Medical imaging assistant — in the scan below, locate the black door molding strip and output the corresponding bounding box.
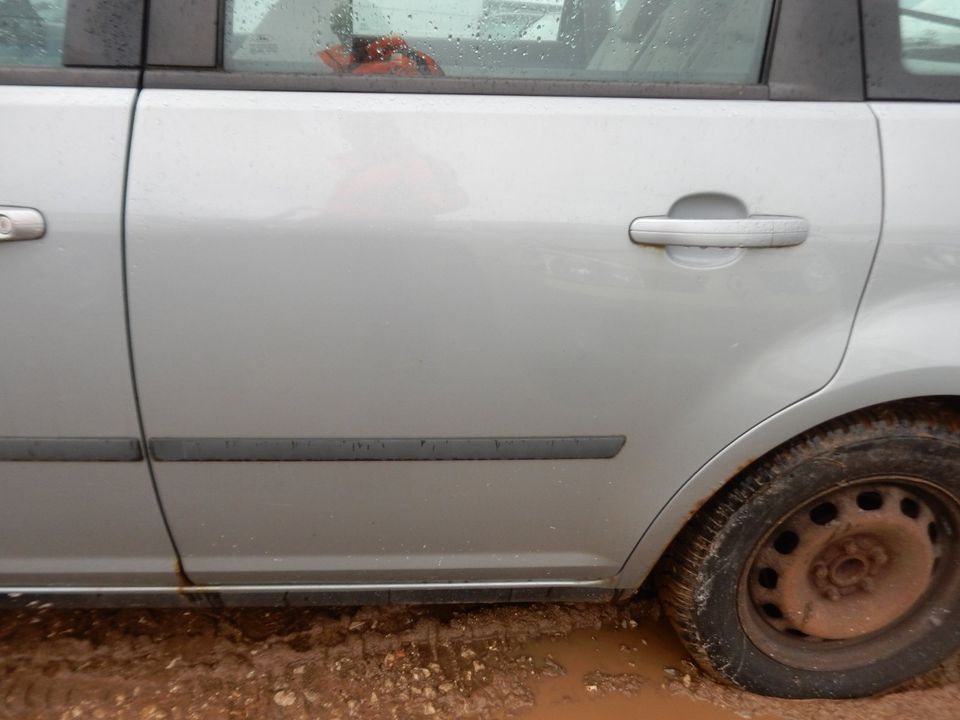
[0,438,143,462]
[0,436,626,462]
[149,436,627,462]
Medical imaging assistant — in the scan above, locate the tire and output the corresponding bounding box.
[657,402,960,699]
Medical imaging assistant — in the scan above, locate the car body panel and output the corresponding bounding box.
[617,101,960,588]
[126,92,881,584]
[0,86,179,585]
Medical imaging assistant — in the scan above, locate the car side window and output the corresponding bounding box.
[899,1,960,76]
[0,0,66,66]
[225,0,774,85]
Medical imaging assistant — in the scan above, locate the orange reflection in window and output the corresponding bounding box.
[318,36,444,76]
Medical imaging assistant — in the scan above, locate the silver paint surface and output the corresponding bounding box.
[617,102,960,588]
[0,87,179,585]
[126,92,882,584]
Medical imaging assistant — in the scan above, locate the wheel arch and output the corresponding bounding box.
[615,374,960,591]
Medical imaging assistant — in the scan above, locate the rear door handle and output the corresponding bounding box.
[0,207,46,242]
[629,216,809,248]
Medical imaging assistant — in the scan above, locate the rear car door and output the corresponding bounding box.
[127,0,884,587]
[0,0,179,585]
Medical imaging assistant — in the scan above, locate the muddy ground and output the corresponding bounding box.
[0,596,957,720]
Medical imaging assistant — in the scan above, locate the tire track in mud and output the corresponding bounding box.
[0,599,956,720]
[0,602,637,720]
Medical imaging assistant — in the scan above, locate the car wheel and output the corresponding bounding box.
[657,403,960,698]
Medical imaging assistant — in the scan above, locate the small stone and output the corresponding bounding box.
[423,702,437,715]
[273,690,297,707]
[663,667,680,679]
[585,684,599,693]
[682,674,692,688]
[541,655,565,677]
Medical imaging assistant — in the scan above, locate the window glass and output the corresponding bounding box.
[899,0,960,76]
[0,0,67,66]
[225,0,773,85]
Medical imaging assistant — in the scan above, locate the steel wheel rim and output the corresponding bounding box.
[737,476,960,672]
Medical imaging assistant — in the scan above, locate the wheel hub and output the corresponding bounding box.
[746,483,942,641]
[811,535,888,600]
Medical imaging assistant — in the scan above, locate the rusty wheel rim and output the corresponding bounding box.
[737,477,960,671]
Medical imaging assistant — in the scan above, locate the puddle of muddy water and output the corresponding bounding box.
[520,618,780,720]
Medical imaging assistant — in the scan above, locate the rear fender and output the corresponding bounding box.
[615,287,960,589]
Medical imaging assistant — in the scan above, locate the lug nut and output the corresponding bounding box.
[858,577,875,593]
[870,548,888,566]
[844,541,859,555]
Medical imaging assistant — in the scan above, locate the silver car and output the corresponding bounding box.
[1,0,959,700]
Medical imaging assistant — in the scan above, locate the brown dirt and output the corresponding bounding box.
[0,598,955,719]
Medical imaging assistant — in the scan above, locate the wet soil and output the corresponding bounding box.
[0,598,956,719]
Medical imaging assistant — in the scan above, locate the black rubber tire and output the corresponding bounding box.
[657,402,960,699]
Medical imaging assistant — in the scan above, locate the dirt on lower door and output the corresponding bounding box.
[0,597,958,720]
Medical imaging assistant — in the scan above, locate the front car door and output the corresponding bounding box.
[0,0,179,586]
[126,0,883,591]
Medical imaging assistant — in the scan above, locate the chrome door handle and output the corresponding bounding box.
[629,216,809,248]
[0,207,46,242]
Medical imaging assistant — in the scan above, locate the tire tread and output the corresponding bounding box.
[656,400,960,686]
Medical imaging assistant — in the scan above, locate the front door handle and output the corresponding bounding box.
[629,216,809,249]
[0,207,46,242]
